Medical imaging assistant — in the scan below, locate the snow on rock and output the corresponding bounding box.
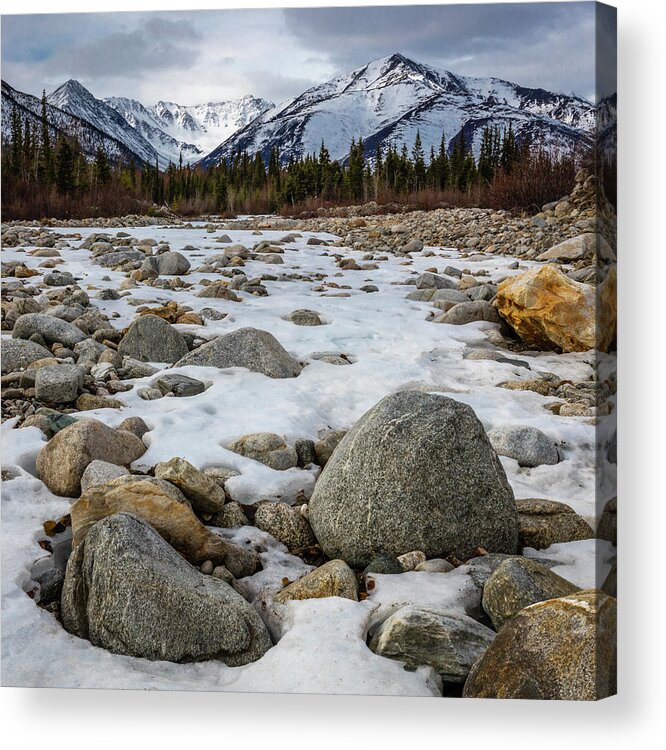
[226,598,442,696]
[524,539,615,590]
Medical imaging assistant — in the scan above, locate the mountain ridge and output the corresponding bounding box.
[2,53,596,171]
[200,53,594,168]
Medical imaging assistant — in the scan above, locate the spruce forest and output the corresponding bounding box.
[2,92,582,221]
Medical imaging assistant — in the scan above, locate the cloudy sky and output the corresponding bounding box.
[1,2,614,106]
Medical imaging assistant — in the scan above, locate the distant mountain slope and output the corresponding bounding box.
[143,96,274,156]
[47,80,161,166]
[103,96,203,166]
[1,80,145,165]
[200,53,595,167]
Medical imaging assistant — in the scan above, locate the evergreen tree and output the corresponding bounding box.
[94,146,111,186]
[477,126,495,185]
[412,130,426,191]
[437,133,450,189]
[347,138,364,201]
[500,123,519,173]
[38,90,54,183]
[55,135,75,194]
[10,108,23,178]
[23,119,34,181]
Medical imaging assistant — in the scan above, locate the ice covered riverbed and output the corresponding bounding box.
[1,224,611,693]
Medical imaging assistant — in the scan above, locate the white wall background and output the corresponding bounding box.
[1,1,663,748]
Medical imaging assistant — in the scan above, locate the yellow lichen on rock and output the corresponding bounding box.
[495,264,616,352]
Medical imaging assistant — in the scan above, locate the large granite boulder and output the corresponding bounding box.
[495,264,616,353]
[36,419,147,497]
[61,513,271,664]
[463,590,616,700]
[175,327,301,378]
[309,391,518,567]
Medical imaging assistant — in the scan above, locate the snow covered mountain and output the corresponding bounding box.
[105,95,272,165]
[1,80,146,165]
[102,96,203,166]
[3,55,596,172]
[144,96,274,156]
[200,53,595,168]
[47,80,162,166]
[36,80,272,168]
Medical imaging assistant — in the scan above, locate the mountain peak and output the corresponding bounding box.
[52,79,91,96]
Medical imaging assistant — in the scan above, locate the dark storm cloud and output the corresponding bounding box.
[53,17,200,77]
[283,2,598,99]
[4,15,200,79]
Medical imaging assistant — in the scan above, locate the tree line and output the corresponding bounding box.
[2,92,579,220]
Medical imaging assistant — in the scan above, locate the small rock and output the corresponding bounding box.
[36,419,147,497]
[175,327,301,378]
[414,558,455,573]
[482,557,579,630]
[435,300,502,326]
[117,416,150,439]
[228,432,298,470]
[154,457,227,514]
[80,460,130,491]
[254,502,316,551]
[363,554,403,575]
[287,309,323,326]
[118,315,188,364]
[397,550,427,571]
[153,373,206,397]
[275,559,358,603]
[314,429,347,467]
[12,313,86,348]
[488,425,559,467]
[75,394,124,411]
[1,339,52,375]
[516,498,593,549]
[34,364,85,403]
[294,438,317,467]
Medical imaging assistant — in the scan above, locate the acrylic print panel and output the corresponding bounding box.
[0,1,616,699]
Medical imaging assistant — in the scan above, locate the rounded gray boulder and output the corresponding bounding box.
[175,327,301,378]
[12,313,87,348]
[1,339,52,374]
[117,314,188,364]
[309,391,519,567]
